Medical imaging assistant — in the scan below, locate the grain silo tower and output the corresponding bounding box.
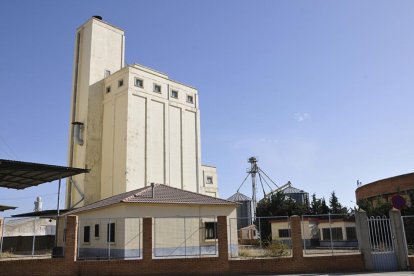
[227,192,252,229]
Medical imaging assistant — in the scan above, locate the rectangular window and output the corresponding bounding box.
[187,95,194,103]
[106,86,111,93]
[135,78,144,88]
[84,226,90,243]
[205,222,217,239]
[107,223,115,243]
[104,70,111,77]
[118,79,124,87]
[171,90,178,98]
[278,229,290,238]
[94,224,100,238]
[154,84,162,93]
[346,227,357,240]
[322,227,343,241]
[206,176,213,184]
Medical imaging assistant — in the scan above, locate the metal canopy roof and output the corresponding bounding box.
[0,159,89,190]
[0,205,17,212]
[12,209,69,218]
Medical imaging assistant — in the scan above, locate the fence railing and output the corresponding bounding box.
[228,216,291,259]
[301,213,359,256]
[402,215,414,256]
[0,216,65,259]
[153,216,218,258]
[77,217,142,260]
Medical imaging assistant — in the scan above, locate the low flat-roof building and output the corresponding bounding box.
[62,184,237,259]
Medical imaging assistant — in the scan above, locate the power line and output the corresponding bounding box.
[0,134,19,159]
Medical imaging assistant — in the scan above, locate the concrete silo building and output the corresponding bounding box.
[66,16,218,208]
[227,192,252,229]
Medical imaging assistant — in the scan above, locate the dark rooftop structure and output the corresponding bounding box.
[0,159,89,217]
[67,183,236,215]
[0,205,17,212]
[0,159,89,190]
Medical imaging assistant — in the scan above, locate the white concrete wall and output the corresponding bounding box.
[67,17,125,207]
[3,218,55,237]
[201,165,219,197]
[67,18,219,207]
[75,203,237,254]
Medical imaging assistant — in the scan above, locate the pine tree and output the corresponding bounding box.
[329,191,347,214]
[310,193,321,215]
[320,198,330,214]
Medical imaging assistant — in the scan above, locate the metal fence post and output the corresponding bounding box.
[31,218,37,256]
[108,218,111,259]
[328,213,333,255]
[0,218,5,255]
[258,218,262,248]
[184,217,187,257]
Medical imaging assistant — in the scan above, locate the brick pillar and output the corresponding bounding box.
[290,215,303,259]
[217,216,228,260]
[142,217,152,261]
[64,215,78,261]
[389,208,409,271]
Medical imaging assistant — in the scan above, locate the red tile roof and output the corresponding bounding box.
[66,184,236,215]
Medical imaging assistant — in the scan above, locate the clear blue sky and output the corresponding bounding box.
[1,1,413,217]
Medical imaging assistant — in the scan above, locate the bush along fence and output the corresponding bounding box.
[0,210,412,276]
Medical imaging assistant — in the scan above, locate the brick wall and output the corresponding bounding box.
[356,172,414,202]
[0,215,367,276]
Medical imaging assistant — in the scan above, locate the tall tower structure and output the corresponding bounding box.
[66,17,218,208]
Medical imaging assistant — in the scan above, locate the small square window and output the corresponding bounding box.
[104,70,111,77]
[135,78,143,88]
[84,226,90,243]
[118,79,124,87]
[206,176,213,184]
[205,222,217,239]
[171,90,178,99]
[106,86,111,93]
[154,84,162,93]
[94,224,100,238]
[278,229,290,238]
[187,95,194,104]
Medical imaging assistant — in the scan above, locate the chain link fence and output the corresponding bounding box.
[229,216,291,258]
[0,216,65,259]
[77,217,142,260]
[153,216,218,258]
[402,215,414,255]
[301,213,359,256]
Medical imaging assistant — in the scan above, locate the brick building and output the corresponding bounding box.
[355,172,414,207]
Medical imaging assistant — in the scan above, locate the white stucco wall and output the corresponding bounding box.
[67,17,125,207]
[201,165,219,197]
[73,203,237,258]
[67,18,218,208]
